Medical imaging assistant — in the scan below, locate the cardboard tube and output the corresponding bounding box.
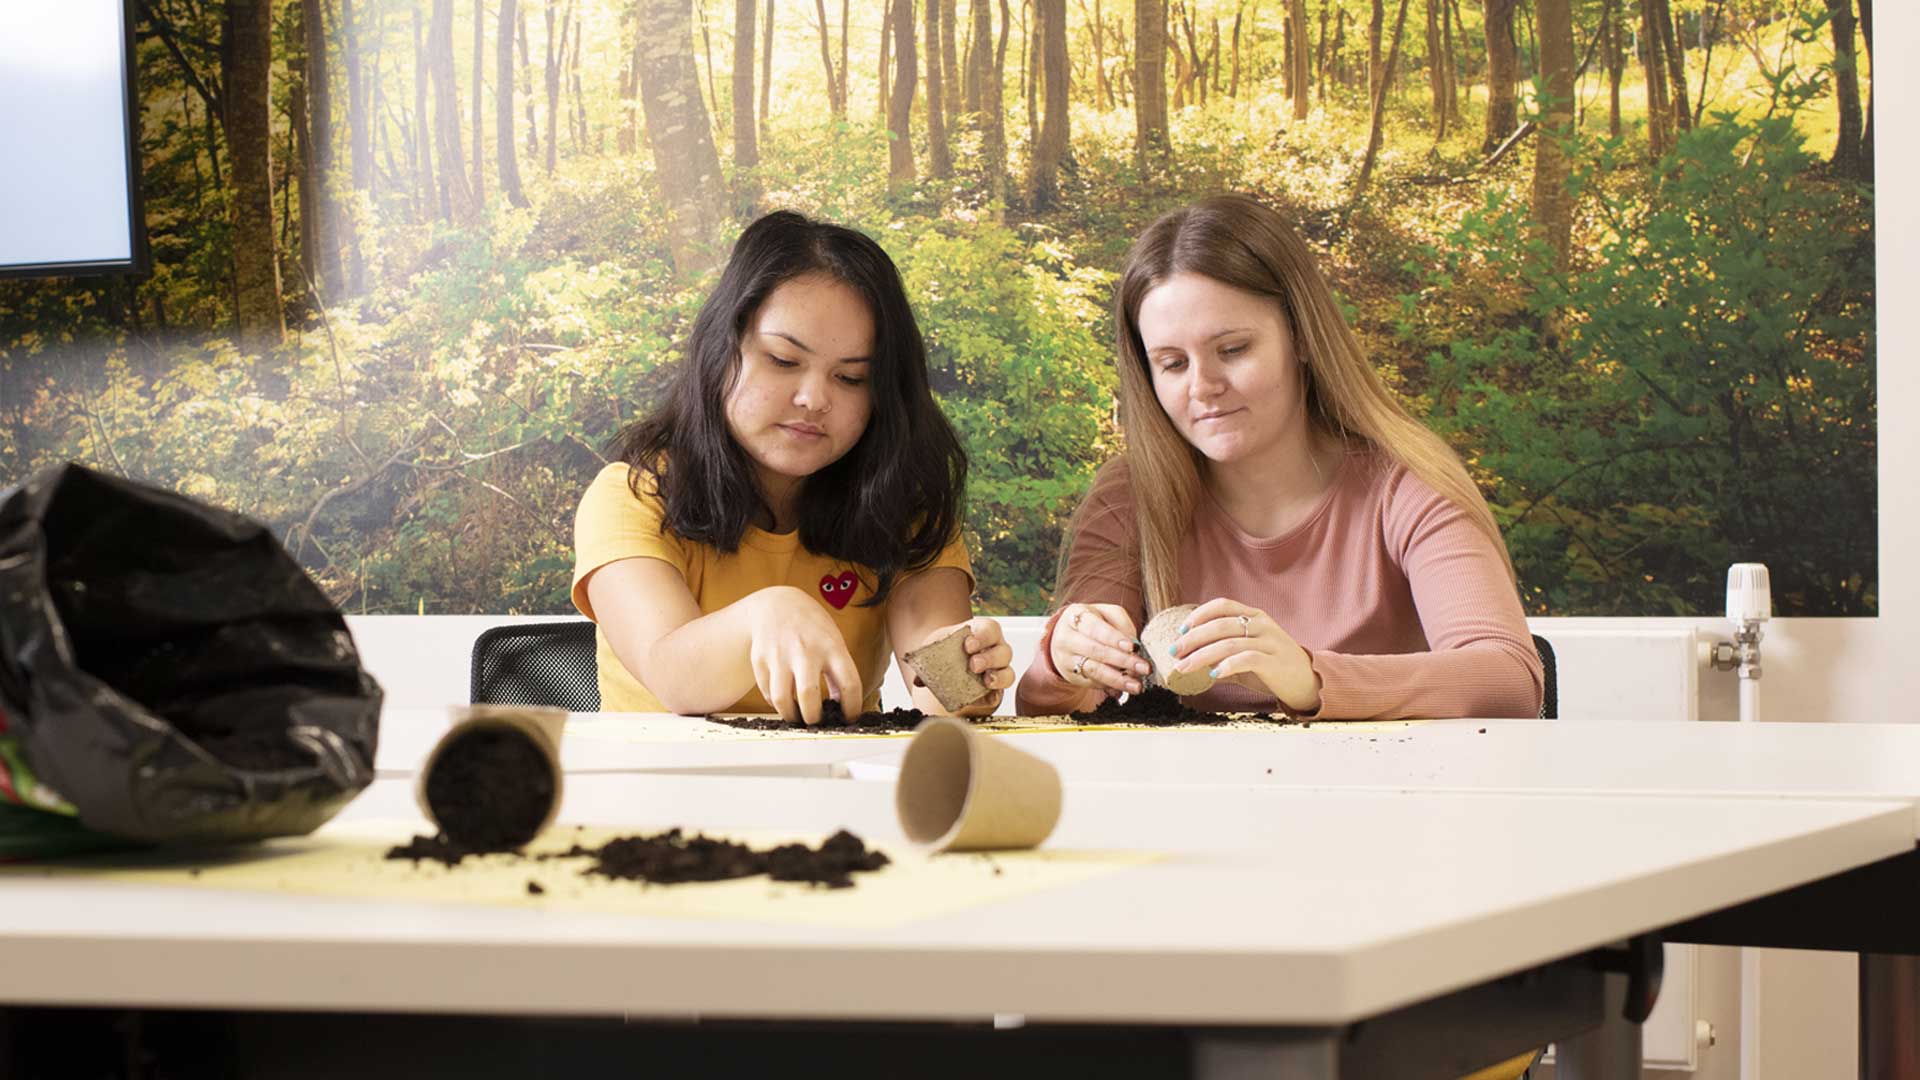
[894,717,1062,852]
[414,704,567,846]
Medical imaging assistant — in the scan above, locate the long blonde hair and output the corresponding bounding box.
[1096,193,1516,614]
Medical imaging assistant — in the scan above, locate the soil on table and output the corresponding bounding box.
[422,726,556,850]
[575,827,890,889]
[385,827,890,890]
[706,701,931,732]
[1069,686,1297,727]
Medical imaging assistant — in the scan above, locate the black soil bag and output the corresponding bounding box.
[0,463,381,851]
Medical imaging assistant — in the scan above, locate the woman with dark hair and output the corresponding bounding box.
[1017,193,1542,722]
[574,211,1012,724]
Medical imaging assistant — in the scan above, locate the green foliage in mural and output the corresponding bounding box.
[0,0,1877,617]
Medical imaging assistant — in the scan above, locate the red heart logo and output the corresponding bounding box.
[818,571,857,609]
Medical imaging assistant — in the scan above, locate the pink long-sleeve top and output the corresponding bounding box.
[1017,449,1545,720]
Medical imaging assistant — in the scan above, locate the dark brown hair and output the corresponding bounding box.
[607,211,966,605]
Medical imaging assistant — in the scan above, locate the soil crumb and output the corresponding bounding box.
[384,833,504,868]
[707,701,930,732]
[1069,686,1296,726]
[386,828,890,889]
[764,830,891,889]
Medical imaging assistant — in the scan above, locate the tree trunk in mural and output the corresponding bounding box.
[521,4,538,156]
[224,0,286,351]
[471,0,486,204]
[302,0,343,299]
[1209,17,1222,99]
[1481,0,1516,154]
[1638,0,1671,160]
[879,0,893,120]
[1135,0,1168,174]
[1288,0,1307,119]
[760,0,775,141]
[637,0,728,274]
[1184,5,1205,106]
[1351,0,1410,211]
[413,5,435,218]
[1531,0,1573,269]
[1828,0,1865,179]
[568,8,583,148]
[1603,0,1623,138]
[733,0,759,211]
[294,78,318,295]
[814,0,845,117]
[1367,0,1384,105]
[979,0,1007,208]
[544,2,564,173]
[618,7,639,154]
[1333,7,1348,91]
[967,0,983,110]
[1029,0,1067,210]
[996,0,1010,128]
[1424,0,1445,138]
[926,0,953,178]
[429,0,477,222]
[1235,2,1249,100]
[1025,1,1038,142]
[1656,0,1690,134]
[498,0,530,206]
[888,0,916,190]
[940,0,960,134]
[342,0,369,292]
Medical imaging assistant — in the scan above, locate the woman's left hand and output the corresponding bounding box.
[1167,599,1322,713]
[918,616,1016,716]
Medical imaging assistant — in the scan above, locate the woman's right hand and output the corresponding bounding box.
[745,586,864,725]
[1049,603,1150,697]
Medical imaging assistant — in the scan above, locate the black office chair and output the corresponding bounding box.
[1532,633,1557,720]
[469,621,600,711]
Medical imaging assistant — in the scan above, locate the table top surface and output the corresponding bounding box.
[845,717,1920,808]
[380,709,1920,817]
[7,707,1919,1025]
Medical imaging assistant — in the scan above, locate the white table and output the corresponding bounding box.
[8,710,1920,1078]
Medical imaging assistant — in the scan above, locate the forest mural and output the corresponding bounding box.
[0,0,1876,616]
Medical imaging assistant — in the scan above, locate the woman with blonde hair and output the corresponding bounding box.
[1017,193,1542,719]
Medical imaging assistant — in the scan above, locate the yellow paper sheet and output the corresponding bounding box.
[10,821,1160,929]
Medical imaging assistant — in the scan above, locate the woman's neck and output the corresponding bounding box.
[1202,426,1342,539]
[756,470,803,534]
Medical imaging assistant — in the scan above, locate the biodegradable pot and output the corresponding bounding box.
[894,717,1062,852]
[413,704,567,848]
[1141,604,1215,696]
[902,625,991,713]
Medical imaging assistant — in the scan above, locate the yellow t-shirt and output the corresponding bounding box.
[571,462,973,713]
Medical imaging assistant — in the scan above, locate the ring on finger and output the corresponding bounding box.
[1238,614,1250,637]
[1071,654,1089,679]
[1069,608,1084,630]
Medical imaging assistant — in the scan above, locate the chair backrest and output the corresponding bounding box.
[469,621,600,711]
[1532,633,1558,720]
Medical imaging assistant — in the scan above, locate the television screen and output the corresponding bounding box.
[0,0,145,278]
